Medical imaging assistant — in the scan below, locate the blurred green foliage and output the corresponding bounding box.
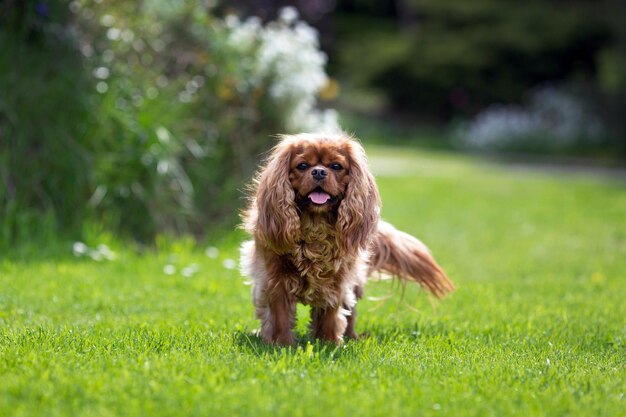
[0,0,93,245]
[334,0,612,117]
[326,0,626,154]
[0,1,330,247]
[75,1,283,240]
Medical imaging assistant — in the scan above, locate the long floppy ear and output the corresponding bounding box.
[337,139,381,254]
[246,137,300,254]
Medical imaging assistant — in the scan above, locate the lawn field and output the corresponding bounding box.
[1,146,625,417]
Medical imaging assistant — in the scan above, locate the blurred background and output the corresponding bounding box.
[1,0,625,248]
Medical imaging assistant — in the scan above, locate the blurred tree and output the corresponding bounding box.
[0,0,94,243]
[333,0,612,120]
[593,0,626,152]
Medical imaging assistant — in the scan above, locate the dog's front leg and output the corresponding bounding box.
[344,304,358,340]
[259,280,296,346]
[344,285,363,340]
[310,306,348,345]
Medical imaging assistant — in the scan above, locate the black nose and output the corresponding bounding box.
[311,168,328,181]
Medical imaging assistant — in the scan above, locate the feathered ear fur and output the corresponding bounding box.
[244,138,300,254]
[337,139,381,254]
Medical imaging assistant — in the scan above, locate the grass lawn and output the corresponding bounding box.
[1,146,625,417]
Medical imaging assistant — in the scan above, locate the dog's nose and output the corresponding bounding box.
[311,168,328,181]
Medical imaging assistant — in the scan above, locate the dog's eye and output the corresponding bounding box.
[296,163,309,171]
[330,163,343,171]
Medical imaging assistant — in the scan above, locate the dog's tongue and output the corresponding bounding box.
[309,190,331,204]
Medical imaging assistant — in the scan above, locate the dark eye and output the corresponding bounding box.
[296,163,309,171]
[330,163,343,171]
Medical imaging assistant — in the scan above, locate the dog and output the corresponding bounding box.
[240,133,453,345]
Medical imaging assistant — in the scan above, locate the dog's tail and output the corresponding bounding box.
[368,221,454,298]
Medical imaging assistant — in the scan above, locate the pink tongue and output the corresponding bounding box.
[309,191,331,204]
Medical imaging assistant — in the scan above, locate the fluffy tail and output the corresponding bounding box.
[368,221,454,298]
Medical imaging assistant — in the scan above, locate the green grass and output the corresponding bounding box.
[1,146,625,417]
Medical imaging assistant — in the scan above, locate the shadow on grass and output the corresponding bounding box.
[233,330,355,360]
[232,321,456,360]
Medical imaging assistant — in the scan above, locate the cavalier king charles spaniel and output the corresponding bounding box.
[241,133,453,345]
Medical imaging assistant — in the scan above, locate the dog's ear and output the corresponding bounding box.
[245,137,300,254]
[337,139,381,254]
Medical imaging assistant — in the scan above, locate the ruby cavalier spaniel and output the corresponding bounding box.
[241,133,454,345]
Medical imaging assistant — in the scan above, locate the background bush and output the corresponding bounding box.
[0,0,93,245]
[0,1,337,246]
[454,85,607,154]
[327,0,625,153]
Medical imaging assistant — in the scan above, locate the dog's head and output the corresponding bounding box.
[288,135,351,214]
[245,133,381,255]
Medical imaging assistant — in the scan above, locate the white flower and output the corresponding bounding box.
[181,263,199,278]
[222,259,237,270]
[89,250,103,262]
[227,16,261,50]
[220,7,340,133]
[224,14,239,29]
[72,241,88,257]
[96,244,116,260]
[279,6,299,25]
[458,86,604,150]
[93,66,110,80]
[205,246,219,259]
[72,241,117,261]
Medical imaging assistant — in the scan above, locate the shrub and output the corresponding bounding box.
[0,1,338,246]
[333,0,611,120]
[454,86,606,154]
[0,1,94,245]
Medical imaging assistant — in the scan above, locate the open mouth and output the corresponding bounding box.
[307,187,332,205]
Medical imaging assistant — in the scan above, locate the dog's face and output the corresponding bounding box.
[288,141,351,213]
[245,134,381,254]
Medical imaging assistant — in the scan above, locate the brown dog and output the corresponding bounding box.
[241,133,453,345]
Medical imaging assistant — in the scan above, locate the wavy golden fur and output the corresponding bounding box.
[241,133,453,345]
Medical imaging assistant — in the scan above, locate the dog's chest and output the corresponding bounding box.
[290,219,344,305]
